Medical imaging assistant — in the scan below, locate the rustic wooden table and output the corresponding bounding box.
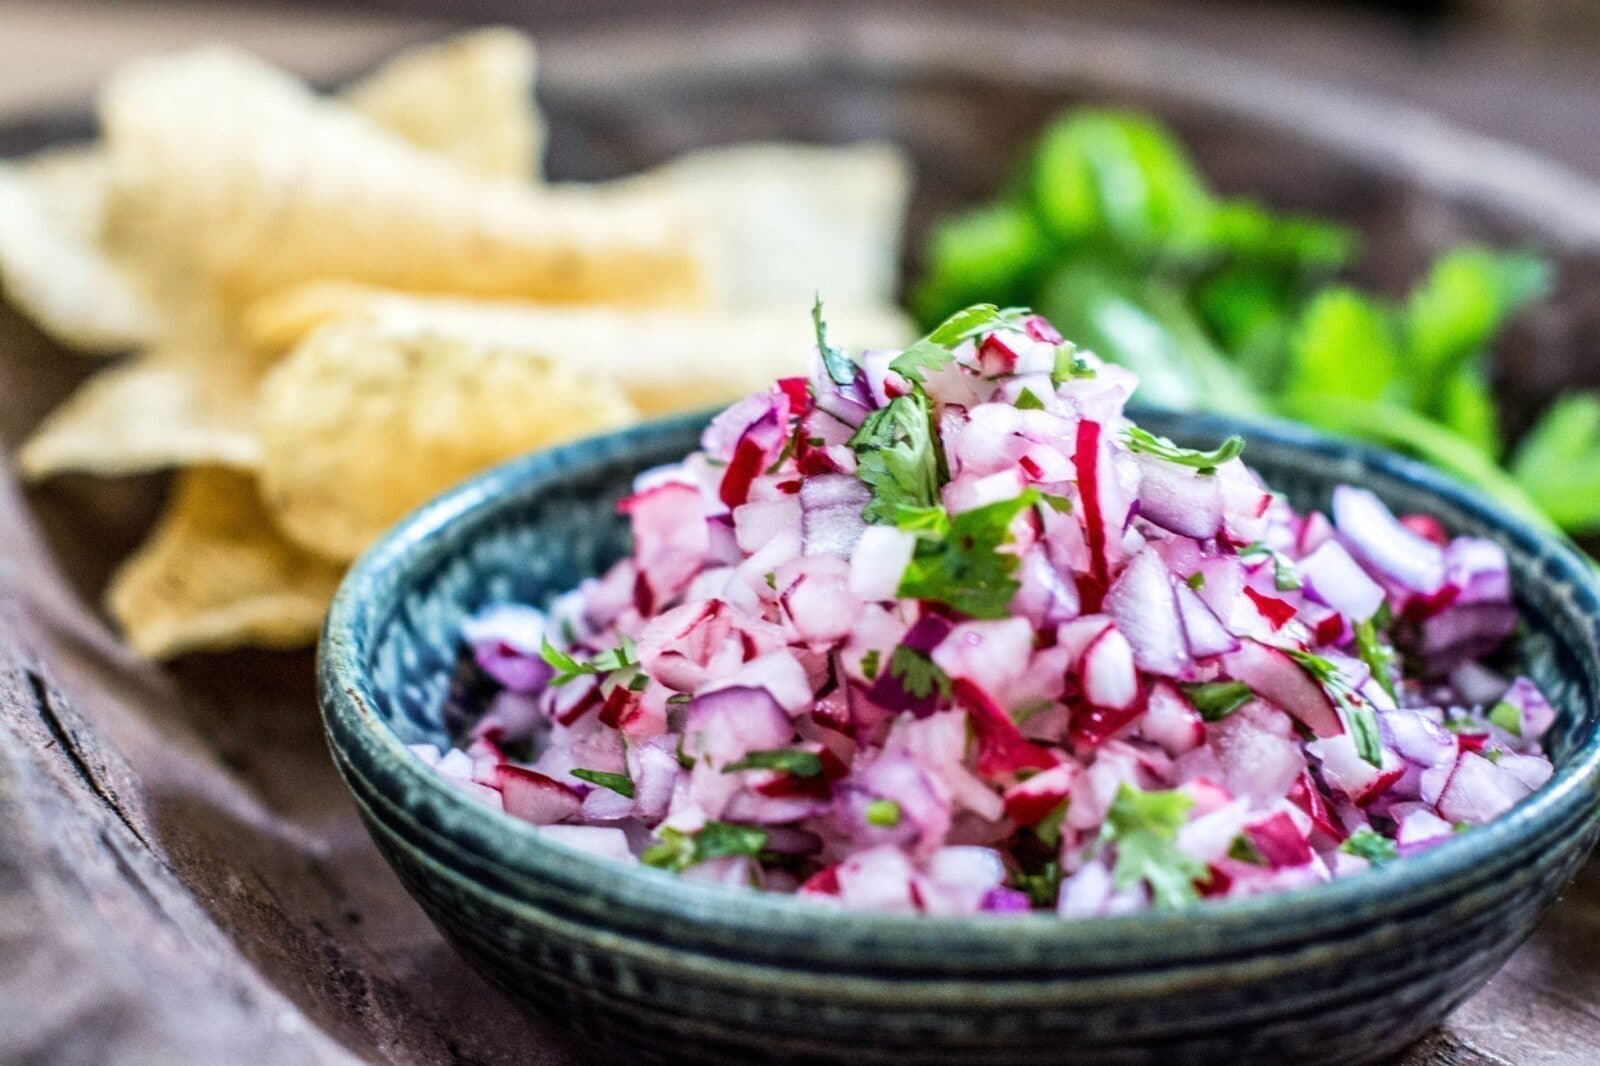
[2,4,1597,1064]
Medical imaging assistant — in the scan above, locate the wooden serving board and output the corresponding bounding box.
[4,9,1600,1063]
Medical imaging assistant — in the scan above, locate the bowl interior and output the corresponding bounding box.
[328,407,1600,947]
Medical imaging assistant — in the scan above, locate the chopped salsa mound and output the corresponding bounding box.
[412,303,1556,916]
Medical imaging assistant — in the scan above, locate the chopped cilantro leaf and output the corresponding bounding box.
[1354,616,1398,702]
[894,503,951,539]
[1185,571,1206,590]
[1288,649,1383,766]
[897,490,1037,619]
[641,822,769,873]
[724,749,825,777]
[570,768,634,798]
[859,649,882,681]
[890,304,1032,384]
[1488,700,1522,736]
[1014,860,1061,908]
[812,295,857,386]
[1035,800,1069,847]
[539,635,639,687]
[1180,680,1253,722]
[865,799,902,827]
[849,392,942,525]
[1238,541,1301,591]
[1100,784,1205,910]
[1340,827,1398,866]
[1227,834,1266,865]
[1015,388,1046,410]
[888,646,953,701]
[1124,426,1244,473]
[1052,342,1095,385]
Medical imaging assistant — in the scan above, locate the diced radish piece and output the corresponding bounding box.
[1287,771,1347,847]
[1080,626,1139,710]
[1002,763,1076,826]
[1134,455,1224,539]
[1308,733,1404,807]
[932,618,1035,709]
[1139,681,1205,756]
[1175,580,1238,658]
[836,845,919,913]
[1244,811,1314,868]
[1395,809,1454,850]
[1106,549,1190,677]
[1058,859,1113,917]
[496,765,582,825]
[1221,640,1343,738]
[848,525,916,602]
[952,677,1060,778]
[1298,540,1385,623]
[1209,703,1306,804]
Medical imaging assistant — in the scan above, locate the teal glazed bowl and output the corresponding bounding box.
[319,410,1600,1066]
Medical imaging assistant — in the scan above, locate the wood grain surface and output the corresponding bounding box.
[1,5,1598,1065]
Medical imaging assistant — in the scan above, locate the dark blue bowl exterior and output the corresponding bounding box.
[320,410,1600,1065]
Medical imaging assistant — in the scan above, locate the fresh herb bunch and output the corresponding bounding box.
[915,107,1596,536]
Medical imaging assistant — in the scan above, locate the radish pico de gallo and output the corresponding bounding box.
[411,303,1557,916]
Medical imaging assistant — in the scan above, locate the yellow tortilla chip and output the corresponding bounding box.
[258,321,641,561]
[107,467,344,659]
[17,322,268,478]
[609,142,911,308]
[100,47,707,308]
[243,285,915,413]
[342,27,544,180]
[0,150,159,352]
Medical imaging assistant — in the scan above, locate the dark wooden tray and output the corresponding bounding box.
[3,10,1598,1064]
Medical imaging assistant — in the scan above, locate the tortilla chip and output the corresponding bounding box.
[342,27,543,180]
[258,321,641,561]
[100,47,707,308]
[243,284,914,413]
[18,324,268,478]
[609,142,911,308]
[0,151,159,352]
[107,467,344,659]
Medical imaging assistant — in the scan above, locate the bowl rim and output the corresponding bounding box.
[320,408,1600,951]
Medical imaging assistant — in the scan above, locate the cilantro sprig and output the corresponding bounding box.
[1340,827,1398,866]
[897,491,1038,619]
[1180,680,1253,722]
[889,304,1031,384]
[641,822,770,873]
[848,392,942,525]
[539,634,639,687]
[1124,426,1245,473]
[723,749,825,777]
[570,768,634,798]
[1287,649,1383,766]
[1099,784,1206,910]
[812,295,858,386]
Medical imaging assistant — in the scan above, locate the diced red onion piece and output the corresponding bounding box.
[1332,486,1446,594]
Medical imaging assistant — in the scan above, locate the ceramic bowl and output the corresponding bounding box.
[319,409,1600,1066]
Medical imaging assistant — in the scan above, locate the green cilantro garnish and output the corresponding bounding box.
[893,503,952,539]
[1287,649,1383,766]
[1015,388,1046,410]
[1353,615,1398,702]
[1035,800,1070,847]
[570,768,634,798]
[1227,834,1266,865]
[1124,426,1245,474]
[897,490,1037,619]
[723,749,825,777]
[1051,342,1095,385]
[1238,541,1302,591]
[1488,700,1522,736]
[859,649,882,681]
[539,634,639,686]
[848,392,942,525]
[1180,680,1254,722]
[865,799,902,828]
[1014,860,1062,908]
[812,295,857,386]
[887,646,953,701]
[641,822,769,873]
[1100,784,1206,910]
[890,304,1032,384]
[1339,827,1398,866]
[1185,571,1206,590]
